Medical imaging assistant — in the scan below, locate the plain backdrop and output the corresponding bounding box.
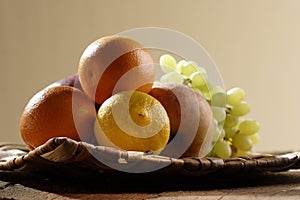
[1,0,299,152]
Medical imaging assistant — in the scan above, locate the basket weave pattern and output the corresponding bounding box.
[0,137,299,176]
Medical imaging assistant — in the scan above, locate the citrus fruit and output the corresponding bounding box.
[94,91,170,154]
[149,82,214,158]
[20,86,96,149]
[78,35,155,105]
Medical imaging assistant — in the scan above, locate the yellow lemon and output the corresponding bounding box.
[94,91,170,154]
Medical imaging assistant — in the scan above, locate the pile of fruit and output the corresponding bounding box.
[20,35,259,159]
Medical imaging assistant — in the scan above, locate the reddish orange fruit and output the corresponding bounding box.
[78,35,155,105]
[20,86,96,149]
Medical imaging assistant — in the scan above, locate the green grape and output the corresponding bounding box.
[176,59,188,68]
[236,149,249,157]
[190,71,208,88]
[176,60,188,74]
[213,127,221,142]
[214,140,232,158]
[212,119,221,142]
[178,61,198,77]
[160,71,184,84]
[237,119,260,135]
[220,128,225,139]
[230,101,250,116]
[232,134,253,151]
[249,132,260,145]
[224,127,236,139]
[199,83,212,101]
[193,63,208,78]
[210,86,226,107]
[226,87,245,106]
[211,106,226,123]
[224,114,239,128]
[159,54,178,73]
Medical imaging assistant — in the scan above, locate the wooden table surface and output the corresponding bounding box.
[1,169,300,200]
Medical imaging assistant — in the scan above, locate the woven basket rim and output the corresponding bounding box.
[0,137,299,176]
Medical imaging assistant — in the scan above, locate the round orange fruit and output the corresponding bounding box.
[78,35,155,105]
[20,86,96,149]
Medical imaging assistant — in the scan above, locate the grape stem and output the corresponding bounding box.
[226,106,232,114]
[183,78,192,86]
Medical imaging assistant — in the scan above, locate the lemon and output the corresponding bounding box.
[94,91,170,154]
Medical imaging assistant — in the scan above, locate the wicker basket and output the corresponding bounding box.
[0,137,299,178]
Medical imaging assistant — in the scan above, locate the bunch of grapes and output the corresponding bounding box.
[159,54,260,158]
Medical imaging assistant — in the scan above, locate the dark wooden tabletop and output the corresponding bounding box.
[1,169,300,200]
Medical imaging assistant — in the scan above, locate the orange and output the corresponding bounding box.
[94,91,170,154]
[78,35,155,105]
[20,86,96,149]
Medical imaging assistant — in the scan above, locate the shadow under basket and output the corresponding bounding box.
[0,137,299,178]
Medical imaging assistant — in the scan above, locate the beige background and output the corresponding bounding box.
[1,0,299,152]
